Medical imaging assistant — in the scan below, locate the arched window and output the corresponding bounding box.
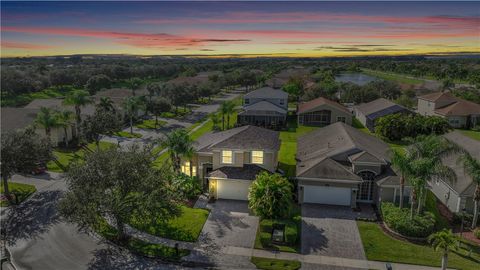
[357,171,376,202]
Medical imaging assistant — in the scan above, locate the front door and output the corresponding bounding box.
[203,163,213,191]
[357,171,375,202]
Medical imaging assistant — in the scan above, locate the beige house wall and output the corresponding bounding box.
[417,99,436,116]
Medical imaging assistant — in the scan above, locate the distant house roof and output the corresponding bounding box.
[354,98,409,120]
[441,131,480,195]
[1,107,39,131]
[296,122,391,180]
[195,125,280,152]
[239,101,287,116]
[298,97,350,114]
[244,87,288,99]
[208,164,266,180]
[24,98,95,116]
[434,99,480,116]
[418,91,457,103]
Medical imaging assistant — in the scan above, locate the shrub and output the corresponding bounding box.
[375,113,450,141]
[452,212,474,228]
[381,202,436,238]
[474,228,480,239]
[173,174,202,200]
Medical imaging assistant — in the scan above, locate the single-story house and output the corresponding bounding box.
[181,125,281,200]
[237,87,288,129]
[417,92,480,129]
[297,97,352,126]
[296,122,410,207]
[429,131,480,214]
[353,98,410,132]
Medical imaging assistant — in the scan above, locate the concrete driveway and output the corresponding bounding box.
[301,204,367,260]
[198,200,259,249]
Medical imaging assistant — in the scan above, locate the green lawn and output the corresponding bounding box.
[358,221,480,270]
[129,205,209,242]
[0,182,37,207]
[47,141,116,172]
[279,118,319,177]
[255,217,301,253]
[97,218,189,261]
[251,257,301,270]
[113,131,143,138]
[135,119,167,130]
[458,129,480,141]
[1,86,80,107]
[362,69,424,85]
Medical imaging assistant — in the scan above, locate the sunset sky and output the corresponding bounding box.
[1,1,479,57]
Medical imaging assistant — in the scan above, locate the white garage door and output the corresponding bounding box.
[302,185,351,206]
[216,179,251,200]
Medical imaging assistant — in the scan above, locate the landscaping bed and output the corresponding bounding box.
[251,257,301,270]
[135,119,167,130]
[381,202,435,238]
[254,215,301,253]
[128,205,209,242]
[0,182,37,207]
[96,219,189,261]
[357,221,480,270]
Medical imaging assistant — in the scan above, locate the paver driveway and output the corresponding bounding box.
[199,199,259,249]
[301,204,367,260]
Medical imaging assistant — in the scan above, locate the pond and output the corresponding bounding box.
[335,73,379,86]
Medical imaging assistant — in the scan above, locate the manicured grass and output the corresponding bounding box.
[113,131,143,138]
[352,117,371,134]
[357,221,480,270]
[96,219,189,261]
[0,182,37,207]
[278,118,319,177]
[129,205,209,242]
[458,129,480,141]
[135,119,167,130]
[1,86,80,107]
[362,69,424,85]
[47,141,116,172]
[255,217,301,253]
[251,257,301,270]
[161,107,192,118]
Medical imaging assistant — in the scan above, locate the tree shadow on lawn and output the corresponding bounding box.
[4,190,63,245]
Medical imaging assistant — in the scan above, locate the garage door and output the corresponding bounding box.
[302,185,351,206]
[216,179,251,200]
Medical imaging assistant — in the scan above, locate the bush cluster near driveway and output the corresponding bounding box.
[113,131,142,138]
[251,257,301,270]
[255,218,301,253]
[129,205,209,242]
[135,119,167,130]
[47,141,116,172]
[357,221,480,270]
[0,182,36,207]
[96,218,189,261]
[381,202,435,238]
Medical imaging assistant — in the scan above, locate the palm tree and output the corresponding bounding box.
[35,107,60,142]
[123,96,144,134]
[458,153,480,229]
[57,110,74,148]
[220,101,235,130]
[98,97,115,112]
[210,113,222,131]
[390,149,413,209]
[64,90,92,137]
[225,101,236,129]
[127,77,143,96]
[428,229,458,270]
[161,129,194,173]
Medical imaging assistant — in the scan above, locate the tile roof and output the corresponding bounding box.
[297,97,350,114]
[240,101,287,115]
[208,164,266,180]
[434,99,480,116]
[195,125,281,152]
[418,91,457,102]
[244,87,288,99]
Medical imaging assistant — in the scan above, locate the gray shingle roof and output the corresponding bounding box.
[244,87,288,99]
[355,98,408,120]
[441,131,480,195]
[195,125,280,152]
[24,98,96,116]
[296,122,391,179]
[239,101,287,116]
[1,107,39,131]
[208,164,266,180]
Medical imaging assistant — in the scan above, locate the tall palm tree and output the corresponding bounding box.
[390,149,413,209]
[123,96,144,134]
[458,153,480,229]
[64,90,92,137]
[428,229,458,270]
[127,77,143,96]
[220,101,235,130]
[161,129,194,173]
[35,107,60,142]
[224,100,236,129]
[98,97,115,112]
[57,110,74,148]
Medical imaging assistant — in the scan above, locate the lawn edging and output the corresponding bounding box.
[381,221,427,243]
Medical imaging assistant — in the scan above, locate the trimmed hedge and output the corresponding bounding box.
[381,202,435,238]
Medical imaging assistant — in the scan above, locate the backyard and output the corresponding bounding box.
[358,221,480,270]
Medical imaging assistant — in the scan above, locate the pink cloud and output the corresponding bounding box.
[1,41,55,50]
